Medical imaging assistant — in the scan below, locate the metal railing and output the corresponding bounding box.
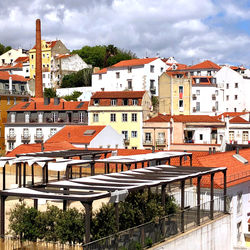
[7,134,16,141]
[83,196,228,249]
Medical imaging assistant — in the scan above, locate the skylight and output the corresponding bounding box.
[84,130,96,136]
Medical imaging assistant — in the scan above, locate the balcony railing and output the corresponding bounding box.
[124,138,130,145]
[212,94,216,100]
[0,89,28,96]
[34,134,44,142]
[143,140,153,146]
[7,134,16,141]
[21,135,31,143]
[192,94,197,100]
[156,139,166,146]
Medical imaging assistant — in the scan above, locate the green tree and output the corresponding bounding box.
[61,68,92,88]
[63,91,82,101]
[0,43,12,55]
[44,88,57,98]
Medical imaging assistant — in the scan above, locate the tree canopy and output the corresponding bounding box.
[0,43,12,55]
[72,44,137,68]
[61,68,92,88]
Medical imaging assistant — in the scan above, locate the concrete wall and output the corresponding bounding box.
[153,215,232,250]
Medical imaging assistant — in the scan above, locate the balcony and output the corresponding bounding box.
[124,138,130,146]
[34,134,44,143]
[192,94,197,100]
[21,135,31,143]
[7,134,16,141]
[156,139,166,146]
[143,140,153,146]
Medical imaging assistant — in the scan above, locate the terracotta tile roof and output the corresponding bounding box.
[55,54,71,59]
[14,57,29,63]
[91,91,146,99]
[187,60,221,70]
[191,76,214,85]
[217,112,249,119]
[8,99,89,111]
[46,125,106,144]
[93,67,108,74]
[0,71,28,82]
[230,66,246,70]
[6,141,77,157]
[229,116,250,124]
[32,40,58,50]
[111,58,158,68]
[144,114,223,123]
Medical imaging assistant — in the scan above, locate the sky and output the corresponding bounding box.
[1,0,250,67]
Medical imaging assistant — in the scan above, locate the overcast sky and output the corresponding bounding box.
[1,0,250,66]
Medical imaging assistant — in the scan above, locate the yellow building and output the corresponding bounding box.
[88,91,152,149]
[158,72,191,115]
[29,40,69,79]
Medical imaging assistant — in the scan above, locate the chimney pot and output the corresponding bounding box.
[209,147,212,154]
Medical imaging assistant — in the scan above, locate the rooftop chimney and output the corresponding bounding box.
[35,19,43,98]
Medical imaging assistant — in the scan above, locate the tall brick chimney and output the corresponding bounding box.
[35,19,43,98]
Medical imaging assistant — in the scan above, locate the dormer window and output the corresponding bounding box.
[128,80,132,90]
[111,99,117,106]
[123,99,128,106]
[132,99,138,105]
[94,99,99,106]
[172,64,177,70]
[11,113,15,123]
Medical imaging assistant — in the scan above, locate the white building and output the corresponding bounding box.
[92,57,167,96]
[0,48,28,66]
[51,54,90,88]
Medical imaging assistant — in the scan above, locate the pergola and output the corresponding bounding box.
[0,164,227,243]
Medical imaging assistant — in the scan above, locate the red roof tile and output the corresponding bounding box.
[187,60,221,70]
[6,141,77,157]
[145,114,172,123]
[46,125,106,144]
[111,58,158,68]
[217,112,249,119]
[55,54,71,59]
[94,67,108,74]
[229,116,250,124]
[14,57,29,63]
[9,99,89,111]
[0,71,28,82]
[32,40,58,50]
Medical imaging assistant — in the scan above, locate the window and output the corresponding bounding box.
[116,72,120,79]
[237,192,242,215]
[235,82,238,88]
[43,64,45,68]
[47,64,49,68]
[43,74,45,78]
[93,113,99,122]
[179,100,184,111]
[9,128,15,137]
[196,102,200,112]
[158,132,165,143]
[132,147,137,149]
[47,53,49,58]
[215,101,218,111]
[128,79,132,89]
[179,86,183,99]
[38,113,43,123]
[234,108,237,112]
[196,90,200,95]
[25,113,30,123]
[145,132,151,142]
[31,55,34,60]
[43,53,45,58]
[23,128,29,138]
[11,113,15,123]
[190,71,194,76]
[226,83,229,89]
[123,99,128,105]
[229,131,234,141]
[36,128,42,138]
[150,80,155,90]
[50,128,57,136]
[197,71,201,76]
[132,99,138,105]
[110,113,116,122]
[79,112,84,123]
[7,97,10,105]
[161,67,163,72]
[237,222,242,243]
[99,74,102,80]
[128,66,132,73]
[226,95,229,101]
[131,131,137,138]
[122,131,128,140]
[111,99,117,106]
[122,113,128,122]
[9,142,14,150]
[150,65,154,73]
[215,90,218,96]
[199,134,203,140]
[243,131,248,143]
[207,71,211,76]
[131,113,137,122]
[94,99,99,106]
[235,95,238,100]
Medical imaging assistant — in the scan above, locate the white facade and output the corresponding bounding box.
[92,58,167,96]
[216,66,250,112]
[56,86,93,101]
[5,124,65,152]
[0,49,28,66]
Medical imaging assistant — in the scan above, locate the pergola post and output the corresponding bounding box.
[2,165,5,190]
[115,163,118,172]
[90,162,95,176]
[34,199,38,210]
[70,166,73,179]
[121,164,124,172]
[135,163,137,169]
[168,158,171,165]
[107,163,110,174]
[18,163,22,188]
[23,163,26,187]
[79,166,82,178]
[180,156,183,166]
[45,163,49,183]
[223,169,227,213]
[15,164,18,184]
[189,155,192,166]
[142,161,144,168]
[181,180,185,233]
[0,196,6,236]
[115,202,119,232]
[104,163,107,174]
[210,173,214,220]
[161,184,166,237]
[197,176,202,226]
[83,202,92,244]
[42,165,45,183]
[57,171,60,181]
[63,200,67,211]
[31,164,34,185]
